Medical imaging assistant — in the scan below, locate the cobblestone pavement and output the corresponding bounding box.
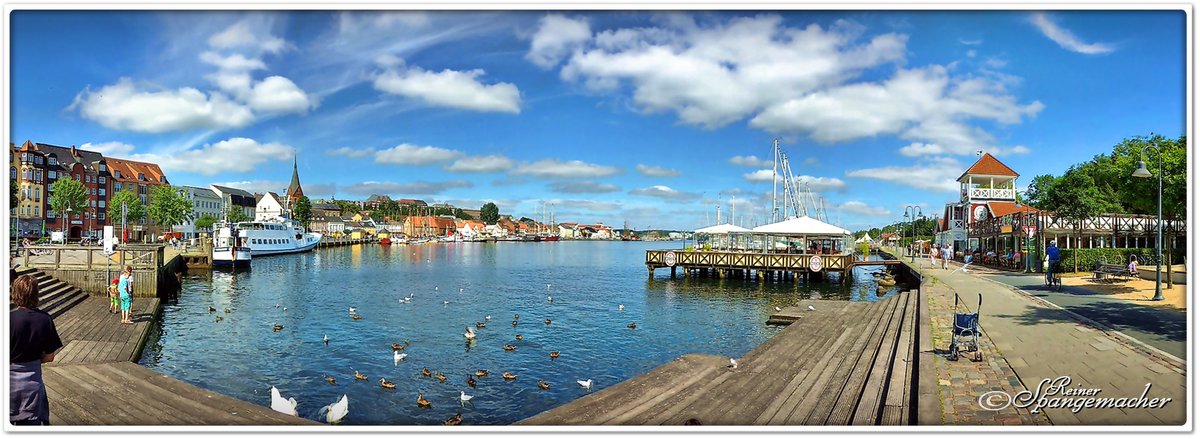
[926,279,1052,425]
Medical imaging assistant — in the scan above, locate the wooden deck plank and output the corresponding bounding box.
[823,294,903,425]
[65,363,187,425]
[97,362,240,425]
[882,290,918,425]
[850,291,910,425]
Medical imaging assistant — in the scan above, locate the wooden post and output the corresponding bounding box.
[647,267,654,279]
[670,266,676,278]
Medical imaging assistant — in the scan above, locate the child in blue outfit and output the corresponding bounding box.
[117,266,133,324]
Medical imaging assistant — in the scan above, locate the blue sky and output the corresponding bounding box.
[9,10,1187,231]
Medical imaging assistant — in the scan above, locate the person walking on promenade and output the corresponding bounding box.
[941,244,952,269]
[117,266,134,324]
[929,245,938,267]
[10,274,64,426]
[1045,241,1061,284]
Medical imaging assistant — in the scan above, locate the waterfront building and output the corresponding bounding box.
[106,157,170,241]
[26,141,112,240]
[210,185,257,221]
[934,153,1187,268]
[364,194,392,211]
[484,224,508,238]
[312,201,342,217]
[255,192,287,222]
[879,232,900,247]
[456,219,486,238]
[557,222,578,239]
[404,216,456,238]
[310,215,345,236]
[10,142,46,238]
[173,185,223,239]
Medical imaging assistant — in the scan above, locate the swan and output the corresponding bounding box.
[577,379,593,390]
[324,394,348,424]
[269,386,298,416]
[459,391,473,406]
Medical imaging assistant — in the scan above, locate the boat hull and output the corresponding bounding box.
[212,246,252,269]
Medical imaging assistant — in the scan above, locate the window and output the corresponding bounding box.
[99,176,105,184]
[100,164,106,172]
[34,188,40,201]
[47,210,54,218]
[115,183,122,192]
[48,170,56,179]
[100,200,105,208]
[22,169,30,180]
[138,173,145,181]
[9,167,14,180]
[99,213,105,220]
[99,188,105,196]
[33,207,38,216]
[139,186,147,195]
[49,157,56,165]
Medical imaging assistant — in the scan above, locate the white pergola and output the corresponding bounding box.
[747,216,853,253]
[694,223,752,250]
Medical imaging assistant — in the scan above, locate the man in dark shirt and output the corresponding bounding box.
[9,275,63,426]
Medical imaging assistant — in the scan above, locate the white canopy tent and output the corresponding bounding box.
[695,223,752,234]
[855,232,875,244]
[694,223,752,250]
[747,216,853,253]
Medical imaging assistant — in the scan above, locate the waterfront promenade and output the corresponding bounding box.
[520,291,919,425]
[912,256,1186,425]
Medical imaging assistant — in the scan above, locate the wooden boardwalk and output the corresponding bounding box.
[519,291,919,426]
[43,362,317,425]
[13,267,316,425]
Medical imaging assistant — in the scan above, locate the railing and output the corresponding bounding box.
[969,188,1015,200]
[15,244,165,297]
[646,249,853,271]
[968,212,1187,237]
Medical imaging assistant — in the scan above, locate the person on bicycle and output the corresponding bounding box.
[1046,241,1060,284]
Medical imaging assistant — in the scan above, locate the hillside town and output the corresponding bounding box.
[9,140,652,244]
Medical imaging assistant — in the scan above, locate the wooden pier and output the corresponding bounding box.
[519,290,920,425]
[12,267,314,426]
[16,244,177,298]
[646,249,856,282]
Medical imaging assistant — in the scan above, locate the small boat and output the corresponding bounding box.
[544,235,560,242]
[379,237,392,245]
[212,225,251,269]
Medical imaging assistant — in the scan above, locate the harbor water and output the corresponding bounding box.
[139,241,900,425]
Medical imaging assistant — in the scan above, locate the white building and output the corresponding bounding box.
[255,192,287,222]
[484,224,508,237]
[210,185,256,220]
[173,185,223,239]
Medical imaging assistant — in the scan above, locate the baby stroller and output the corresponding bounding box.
[948,293,982,362]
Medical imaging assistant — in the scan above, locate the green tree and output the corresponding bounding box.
[480,202,500,225]
[226,206,251,223]
[108,189,147,226]
[49,178,88,224]
[147,185,194,229]
[292,196,313,228]
[1024,174,1057,210]
[454,208,472,220]
[1043,168,1116,272]
[194,214,219,231]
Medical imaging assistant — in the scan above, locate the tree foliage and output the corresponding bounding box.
[49,178,88,219]
[226,206,251,223]
[108,189,146,225]
[194,214,219,231]
[480,202,500,225]
[292,195,313,227]
[147,185,194,228]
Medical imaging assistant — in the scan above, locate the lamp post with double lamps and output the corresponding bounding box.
[904,205,922,262]
[1131,140,1165,302]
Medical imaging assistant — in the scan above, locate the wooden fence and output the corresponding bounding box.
[16,245,167,298]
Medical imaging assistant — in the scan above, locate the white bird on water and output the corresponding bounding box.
[807,305,816,312]
[485,315,491,321]
[443,300,450,305]
[349,307,357,314]
[394,351,407,365]
[577,379,593,390]
[547,295,553,303]
[730,358,738,369]
[547,283,552,290]
[270,386,298,416]
[435,286,439,291]
[464,326,476,340]
[459,391,474,406]
[322,394,349,424]
[618,304,624,311]
[460,288,465,293]
[323,334,329,345]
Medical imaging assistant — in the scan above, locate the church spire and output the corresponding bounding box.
[287,153,304,204]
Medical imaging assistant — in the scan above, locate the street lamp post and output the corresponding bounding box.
[64,207,73,241]
[904,205,922,262]
[1132,141,1164,301]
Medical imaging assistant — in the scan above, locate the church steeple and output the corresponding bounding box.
[286,153,304,206]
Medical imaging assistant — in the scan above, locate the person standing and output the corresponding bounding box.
[941,244,952,269]
[117,266,134,324]
[10,274,64,425]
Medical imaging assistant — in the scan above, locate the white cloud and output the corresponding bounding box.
[200,51,313,115]
[208,20,287,54]
[130,137,293,176]
[635,164,681,178]
[845,156,963,193]
[213,180,287,195]
[899,141,1031,158]
[550,199,621,211]
[199,51,267,72]
[556,15,908,128]
[959,38,982,45]
[1030,12,1115,55]
[966,49,977,58]
[728,155,774,167]
[446,155,515,173]
[526,14,592,69]
[836,201,891,216]
[374,144,463,166]
[512,159,620,179]
[795,175,847,193]
[743,169,776,183]
[69,78,254,133]
[79,141,136,158]
[245,76,312,113]
[804,157,819,165]
[326,146,375,158]
[549,181,620,194]
[629,185,701,202]
[343,180,473,196]
[750,66,1043,156]
[374,62,521,113]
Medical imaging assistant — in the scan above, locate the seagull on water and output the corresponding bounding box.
[459,391,474,406]
[618,304,624,311]
[547,295,553,303]
[349,307,357,314]
[322,394,349,424]
[577,379,593,390]
[323,334,329,345]
[485,315,491,321]
[269,386,298,416]
[460,288,464,293]
[444,300,450,305]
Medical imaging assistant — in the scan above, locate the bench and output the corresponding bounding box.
[1093,263,1133,282]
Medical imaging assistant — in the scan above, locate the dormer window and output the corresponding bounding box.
[138,173,145,181]
[49,157,56,166]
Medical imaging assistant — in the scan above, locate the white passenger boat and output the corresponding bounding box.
[215,219,322,256]
[213,226,252,269]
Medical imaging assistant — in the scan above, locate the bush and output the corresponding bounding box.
[1056,248,1185,272]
